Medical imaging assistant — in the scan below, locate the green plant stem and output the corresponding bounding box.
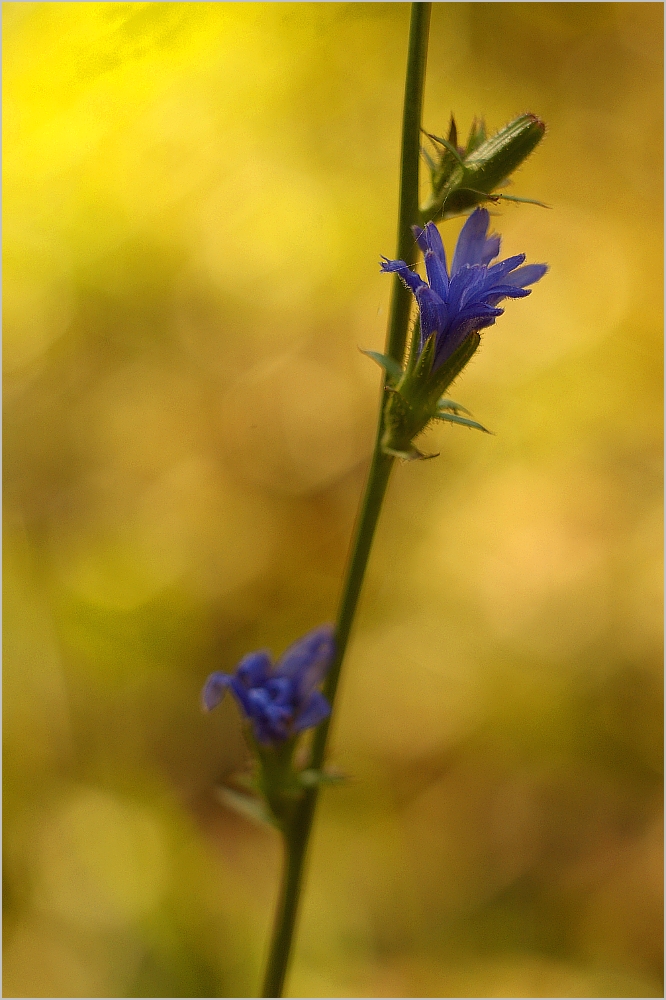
[261,6,430,997]
[387,1,431,366]
[261,454,393,1000]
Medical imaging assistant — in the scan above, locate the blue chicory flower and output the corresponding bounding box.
[202,624,335,745]
[380,207,547,370]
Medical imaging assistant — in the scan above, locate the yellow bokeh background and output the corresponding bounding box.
[3,3,662,997]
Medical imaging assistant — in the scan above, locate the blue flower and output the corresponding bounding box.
[380,207,547,370]
[202,625,335,745]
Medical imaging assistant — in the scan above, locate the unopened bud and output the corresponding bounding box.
[421,113,546,222]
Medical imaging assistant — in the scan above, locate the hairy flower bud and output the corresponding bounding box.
[421,113,546,222]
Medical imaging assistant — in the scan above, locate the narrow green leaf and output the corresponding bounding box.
[423,130,465,166]
[437,397,472,416]
[489,192,551,209]
[382,444,438,462]
[434,412,492,434]
[230,771,258,792]
[420,145,437,174]
[298,768,347,789]
[457,187,550,210]
[360,349,404,382]
[215,785,277,828]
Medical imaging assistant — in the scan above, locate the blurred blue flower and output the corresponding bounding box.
[202,625,335,745]
[380,207,547,370]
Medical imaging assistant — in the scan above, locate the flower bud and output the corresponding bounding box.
[421,113,546,222]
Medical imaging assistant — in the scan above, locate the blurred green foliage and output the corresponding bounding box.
[3,3,663,997]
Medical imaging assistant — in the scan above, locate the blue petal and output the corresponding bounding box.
[412,225,428,254]
[423,222,447,265]
[201,672,233,712]
[230,675,256,716]
[501,263,548,288]
[445,305,503,351]
[424,249,449,300]
[380,257,426,296]
[415,285,448,341]
[236,650,272,688]
[294,691,331,732]
[479,233,501,265]
[265,675,295,705]
[247,687,272,713]
[263,701,291,726]
[277,624,335,683]
[453,302,504,327]
[451,208,490,274]
[447,264,484,313]
[295,642,336,704]
[412,223,448,266]
[484,285,531,307]
[485,253,526,284]
[261,700,293,742]
[457,266,493,309]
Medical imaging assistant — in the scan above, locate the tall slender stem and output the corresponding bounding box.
[261,6,431,996]
[387,1,431,366]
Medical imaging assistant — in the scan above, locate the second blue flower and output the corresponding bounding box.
[202,625,335,746]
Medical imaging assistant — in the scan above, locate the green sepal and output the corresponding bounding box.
[360,349,404,384]
[414,332,436,381]
[434,411,492,434]
[404,316,422,376]
[380,384,416,457]
[246,732,309,830]
[428,332,481,400]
